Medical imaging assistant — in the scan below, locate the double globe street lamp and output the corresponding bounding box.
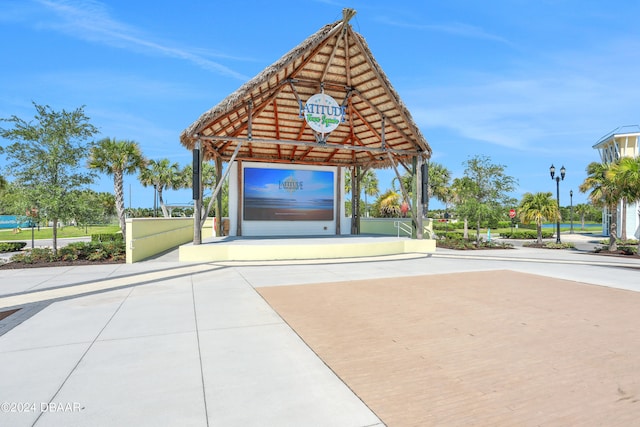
[550,164,565,244]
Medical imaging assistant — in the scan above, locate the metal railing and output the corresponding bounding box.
[393,220,436,239]
[394,220,413,238]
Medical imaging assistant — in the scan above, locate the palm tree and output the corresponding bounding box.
[138,159,184,217]
[610,156,640,252]
[88,138,145,237]
[580,161,621,251]
[518,192,559,244]
[574,203,590,230]
[345,169,380,217]
[450,176,475,239]
[425,162,452,215]
[391,172,413,197]
[361,170,379,217]
[376,189,401,217]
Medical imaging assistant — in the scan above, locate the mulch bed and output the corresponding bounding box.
[590,251,640,259]
[0,259,125,269]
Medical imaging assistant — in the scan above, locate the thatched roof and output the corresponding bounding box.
[180,9,431,169]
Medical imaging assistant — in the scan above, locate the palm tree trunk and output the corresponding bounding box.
[609,204,618,251]
[621,199,627,241]
[637,209,640,255]
[158,188,169,217]
[476,219,481,244]
[114,170,126,237]
[536,223,543,244]
[463,217,468,239]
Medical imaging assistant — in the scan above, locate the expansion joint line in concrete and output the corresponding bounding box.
[31,287,135,426]
[190,275,210,427]
[0,264,221,310]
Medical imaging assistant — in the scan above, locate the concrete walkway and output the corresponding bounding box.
[0,233,638,426]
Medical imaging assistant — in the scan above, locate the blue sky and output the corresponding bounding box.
[2,0,639,210]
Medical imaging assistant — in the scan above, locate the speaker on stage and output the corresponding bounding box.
[192,148,200,200]
[421,162,429,202]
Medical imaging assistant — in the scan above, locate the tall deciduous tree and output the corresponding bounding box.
[462,155,517,244]
[138,158,184,217]
[88,137,146,237]
[580,161,620,251]
[0,103,97,254]
[518,192,559,244]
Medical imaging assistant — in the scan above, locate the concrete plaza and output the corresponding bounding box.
[0,234,639,426]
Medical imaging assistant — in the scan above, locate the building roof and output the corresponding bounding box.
[180,9,431,169]
[593,124,640,148]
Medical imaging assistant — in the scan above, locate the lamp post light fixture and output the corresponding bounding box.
[570,190,574,234]
[550,164,565,244]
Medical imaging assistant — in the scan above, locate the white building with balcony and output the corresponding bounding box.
[592,125,640,239]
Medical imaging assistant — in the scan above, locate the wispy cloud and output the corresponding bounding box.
[405,32,640,158]
[377,16,512,45]
[30,0,249,80]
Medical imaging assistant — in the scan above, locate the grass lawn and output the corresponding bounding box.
[0,225,120,241]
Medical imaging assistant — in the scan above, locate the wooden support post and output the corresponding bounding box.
[236,160,243,236]
[193,140,202,245]
[351,165,360,234]
[336,167,342,235]
[201,141,243,225]
[215,156,223,237]
[388,152,418,236]
[415,155,424,239]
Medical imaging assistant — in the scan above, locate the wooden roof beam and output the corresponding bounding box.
[350,27,430,154]
[319,9,355,82]
[351,90,416,144]
[197,135,420,156]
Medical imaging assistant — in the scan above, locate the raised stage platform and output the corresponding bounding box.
[178,235,436,263]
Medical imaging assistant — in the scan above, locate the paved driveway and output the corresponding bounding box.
[1,234,639,426]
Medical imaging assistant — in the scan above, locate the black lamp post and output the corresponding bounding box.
[550,164,565,244]
[569,190,574,234]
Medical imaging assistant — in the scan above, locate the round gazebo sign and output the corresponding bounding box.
[300,93,345,134]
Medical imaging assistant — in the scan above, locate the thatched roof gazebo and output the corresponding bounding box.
[181,9,432,242]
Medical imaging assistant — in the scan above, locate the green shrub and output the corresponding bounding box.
[542,242,575,249]
[432,221,453,231]
[619,246,638,255]
[10,241,125,264]
[0,241,27,253]
[435,231,464,240]
[500,229,554,239]
[497,221,515,228]
[436,235,513,250]
[11,248,57,264]
[91,233,124,243]
[486,241,514,249]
